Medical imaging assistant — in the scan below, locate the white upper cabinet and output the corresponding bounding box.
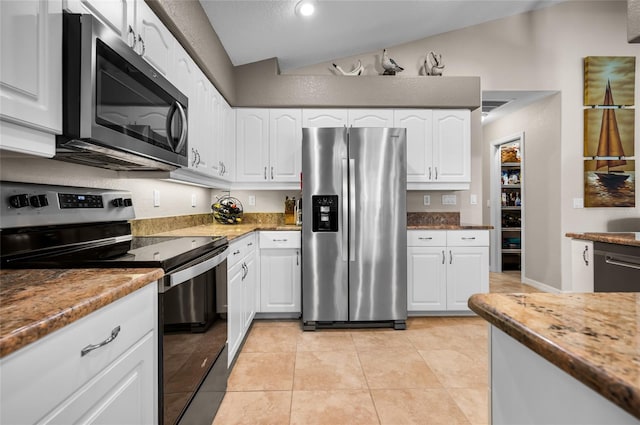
[432,109,471,183]
[0,0,62,157]
[236,109,302,183]
[219,99,236,181]
[348,109,394,127]
[269,109,302,182]
[135,0,171,76]
[236,109,270,182]
[394,110,433,183]
[302,109,348,128]
[64,0,136,47]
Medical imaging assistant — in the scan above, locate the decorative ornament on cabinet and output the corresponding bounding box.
[332,60,363,76]
[424,51,445,76]
[381,49,404,75]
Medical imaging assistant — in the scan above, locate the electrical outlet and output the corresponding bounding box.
[470,194,478,205]
[248,195,256,206]
[191,194,197,207]
[573,198,584,208]
[442,194,457,205]
[153,190,160,207]
[423,195,430,206]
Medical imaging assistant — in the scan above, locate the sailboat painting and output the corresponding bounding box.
[584,159,635,207]
[584,56,635,106]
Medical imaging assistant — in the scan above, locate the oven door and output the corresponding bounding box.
[159,247,228,425]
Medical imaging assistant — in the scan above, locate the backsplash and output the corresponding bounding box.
[130,213,214,236]
[407,212,460,226]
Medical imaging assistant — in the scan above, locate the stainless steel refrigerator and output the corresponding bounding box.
[302,127,407,330]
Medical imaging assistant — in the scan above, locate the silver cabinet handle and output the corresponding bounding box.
[297,250,299,266]
[582,246,589,266]
[435,167,438,180]
[247,242,253,247]
[461,237,476,240]
[127,25,136,49]
[442,250,445,264]
[428,167,432,180]
[449,250,452,264]
[271,166,274,180]
[137,34,145,55]
[272,238,288,242]
[233,250,241,255]
[191,148,198,166]
[605,256,640,270]
[81,326,121,357]
[264,166,267,180]
[418,237,433,240]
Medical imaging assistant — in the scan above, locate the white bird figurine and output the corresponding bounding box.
[381,49,404,75]
[332,60,363,76]
[424,51,445,76]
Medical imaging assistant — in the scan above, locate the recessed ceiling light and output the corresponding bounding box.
[295,0,315,17]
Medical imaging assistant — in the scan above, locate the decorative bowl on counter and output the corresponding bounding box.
[212,196,243,224]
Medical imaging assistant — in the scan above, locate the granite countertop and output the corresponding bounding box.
[468,292,640,419]
[566,232,640,247]
[408,224,493,230]
[0,268,164,358]
[154,223,301,240]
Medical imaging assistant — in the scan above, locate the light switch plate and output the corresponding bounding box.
[191,194,197,207]
[470,194,478,205]
[153,190,160,207]
[423,195,430,206]
[248,195,256,206]
[573,198,584,208]
[442,194,457,205]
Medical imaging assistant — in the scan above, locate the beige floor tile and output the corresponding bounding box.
[406,326,486,352]
[294,351,368,390]
[297,331,356,352]
[290,390,380,425]
[352,331,414,351]
[447,387,490,425]
[407,316,484,330]
[371,388,470,425]
[419,349,488,388]
[358,349,442,389]
[242,325,300,353]
[228,352,295,391]
[212,391,291,425]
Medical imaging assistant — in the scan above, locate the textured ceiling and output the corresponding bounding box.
[199,0,565,71]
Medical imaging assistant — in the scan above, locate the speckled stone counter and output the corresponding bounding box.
[407,224,493,230]
[0,268,163,358]
[153,223,300,240]
[566,232,640,247]
[468,292,640,419]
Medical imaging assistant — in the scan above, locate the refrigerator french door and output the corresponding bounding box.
[302,127,407,330]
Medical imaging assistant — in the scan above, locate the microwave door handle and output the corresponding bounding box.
[165,102,188,153]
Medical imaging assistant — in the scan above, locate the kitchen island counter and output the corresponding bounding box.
[0,268,163,358]
[566,232,640,247]
[468,291,640,421]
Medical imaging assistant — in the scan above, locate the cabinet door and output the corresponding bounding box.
[394,110,433,182]
[227,262,244,366]
[407,246,447,311]
[269,109,302,182]
[348,109,394,127]
[571,240,594,292]
[190,69,212,172]
[136,0,172,76]
[236,109,270,182]
[432,110,470,183]
[302,109,347,127]
[260,249,301,313]
[446,247,489,311]
[219,99,236,180]
[0,0,61,152]
[243,251,257,330]
[208,87,222,175]
[64,0,135,47]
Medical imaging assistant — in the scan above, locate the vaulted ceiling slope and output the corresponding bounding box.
[199,0,566,71]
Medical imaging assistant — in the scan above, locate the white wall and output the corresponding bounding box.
[292,0,639,290]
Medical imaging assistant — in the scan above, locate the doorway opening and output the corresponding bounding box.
[490,133,524,274]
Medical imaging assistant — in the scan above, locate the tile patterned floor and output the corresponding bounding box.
[213,272,537,425]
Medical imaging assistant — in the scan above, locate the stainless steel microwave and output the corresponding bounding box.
[56,12,188,171]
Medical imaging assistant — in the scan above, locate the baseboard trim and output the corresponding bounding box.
[522,277,562,293]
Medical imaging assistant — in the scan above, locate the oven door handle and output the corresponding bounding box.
[168,247,228,288]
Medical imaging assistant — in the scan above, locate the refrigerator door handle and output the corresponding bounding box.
[342,158,349,262]
[349,158,356,262]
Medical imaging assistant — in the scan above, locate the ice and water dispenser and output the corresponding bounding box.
[311,195,338,232]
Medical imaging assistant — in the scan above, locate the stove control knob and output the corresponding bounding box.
[111,198,124,207]
[9,194,29,208]
[123,198,133,207]
[29,194,49,208]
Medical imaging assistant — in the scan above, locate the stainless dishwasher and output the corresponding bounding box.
[593,242,640,292]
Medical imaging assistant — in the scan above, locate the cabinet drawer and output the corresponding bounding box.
[407,230,447,246]
[260,231,301,249]
[0,283,157,424]
[228,233,256,268]
[446,230,489,246]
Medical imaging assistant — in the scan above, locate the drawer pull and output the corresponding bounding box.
[247,242,253,247]
[81,326,121,357]
[233,250,241,255]
[272,238,288,242]
[582,246,589,266]
[461,237,476,240]
[418,237,433,240]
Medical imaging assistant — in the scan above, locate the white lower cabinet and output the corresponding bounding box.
[571,239,594,292]
[259,232,301,315]
[408,230,489,313]
[0,283,158,425]
[227,233,257,365]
